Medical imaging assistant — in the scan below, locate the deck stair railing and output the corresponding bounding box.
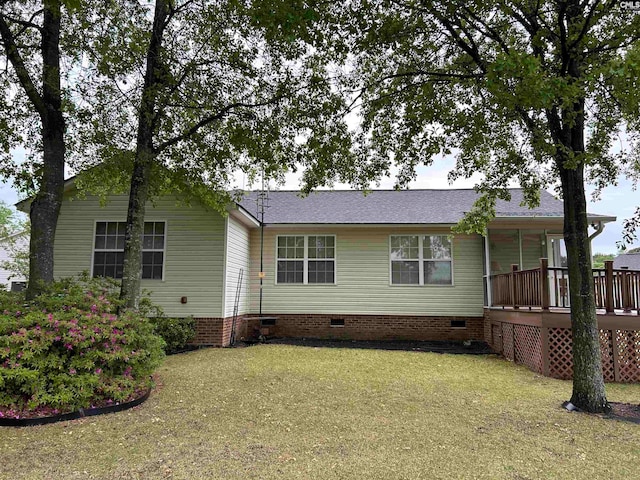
[490,259,640,313]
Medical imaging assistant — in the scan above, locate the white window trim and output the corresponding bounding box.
[389,234,454,286]
[91,219,167,281]
[275,234,337,285]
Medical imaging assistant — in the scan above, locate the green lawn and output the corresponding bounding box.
[2,345,640,479]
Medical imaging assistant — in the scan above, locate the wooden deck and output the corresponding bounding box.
[485,307,640,383]
[490,260,640,314]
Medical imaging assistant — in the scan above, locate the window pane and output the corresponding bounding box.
[277,247,286,258]
[144,222,154,235]
[277,260,303,283]
[309,260,335,284]
[106,222,117,234]
[390,236,419,260]
[153,237,164,249]
[152,266,163,279]
[153,252,163,264]
[391,260,419,284]
[143,235,154,249]
[95,236,105,249]
[96,222,106,235]
[106,235,117,249]
[425,261,452,285]
[154,222,164,234]
[142,251,153,264]
[93,264,104,277]
[116,235,125,249]
[424,235,451,260]
[142,265,152,279]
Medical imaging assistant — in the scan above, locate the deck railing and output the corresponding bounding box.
[490,259,640,313]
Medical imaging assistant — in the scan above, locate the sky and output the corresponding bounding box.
[2,153,637,255]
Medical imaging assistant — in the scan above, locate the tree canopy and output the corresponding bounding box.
[289,0,640,412]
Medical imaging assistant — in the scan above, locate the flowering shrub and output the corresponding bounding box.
[0,276,164,417]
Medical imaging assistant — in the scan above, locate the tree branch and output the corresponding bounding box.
[0,12,45,117]
[155,96,284,153]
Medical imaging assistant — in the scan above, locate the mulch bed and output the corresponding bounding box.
[606,402,640,424]
[261,337,494,355]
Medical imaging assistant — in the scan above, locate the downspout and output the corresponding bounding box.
[588,221,605,242]
[259,218,264,316]
[588,221,605,265]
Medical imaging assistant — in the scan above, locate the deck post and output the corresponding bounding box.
[541,327,550,376]
[604,260,614,313]
[612,329,621,382]
[540,258,550,310]
[621,266,631,313]
[511,264,519,309]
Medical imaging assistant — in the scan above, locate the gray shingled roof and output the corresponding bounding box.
[237,188,610,225]
[613,253,640,270]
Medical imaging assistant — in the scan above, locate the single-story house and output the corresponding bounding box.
[24,181,620,350]
[0,231,28,292]
[613,252,640,270]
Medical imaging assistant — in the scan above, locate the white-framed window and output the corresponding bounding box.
[92,221,166,280]
[276,235,335,284]
[390,235,452,285]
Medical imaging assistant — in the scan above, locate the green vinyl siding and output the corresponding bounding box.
[488,229,559,273]
[249,227,484,316]
[54,192,225,317]
[488,229,520,274]
[521,230,546,270]
[223,216,250,317]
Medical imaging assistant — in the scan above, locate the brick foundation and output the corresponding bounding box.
[192,314,484,346]
[243,314,483,342]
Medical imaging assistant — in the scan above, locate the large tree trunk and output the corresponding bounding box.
[119,0,170,309]
[559,163,609,413]
[26,0,65,300]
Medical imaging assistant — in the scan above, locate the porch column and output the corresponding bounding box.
[484,230,492,307]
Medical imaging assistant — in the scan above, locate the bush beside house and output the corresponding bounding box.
[0,276,165,417]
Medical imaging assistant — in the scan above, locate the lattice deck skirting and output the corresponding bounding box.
[485,309,640,383]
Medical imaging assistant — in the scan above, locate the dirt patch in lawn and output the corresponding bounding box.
[607,402,640,424]
[262,337,493,354]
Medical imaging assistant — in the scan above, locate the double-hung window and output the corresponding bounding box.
[390,235,452,285]
[276,235,335,284]
[93,221,166,280]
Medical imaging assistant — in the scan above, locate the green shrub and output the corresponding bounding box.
[151,317,196,354]
[0,276,165,416]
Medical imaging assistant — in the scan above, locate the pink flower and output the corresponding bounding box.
[90,304,98,313]
[95,368,102,375]
[54,336,61,341]
[69,368,76,375]
[65,343,73,350]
